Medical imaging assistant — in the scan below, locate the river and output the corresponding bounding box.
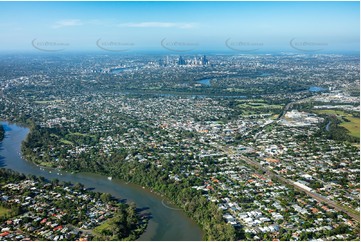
[309,86,326,92]
[196,79,211,86]
[325,120,331,131]
[0,122,203,241]
[110,68,132,74]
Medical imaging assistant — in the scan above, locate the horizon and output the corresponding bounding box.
[0,1,359,53]
[0,49,359,56]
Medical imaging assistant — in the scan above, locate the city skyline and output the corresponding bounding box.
[0,1,359,53]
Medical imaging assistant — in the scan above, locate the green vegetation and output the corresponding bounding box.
[92,203,148,241]
[100,160,239,240]
[36,161,54,168]
[236,99,284,116]
[238,102,283,110]
[264,123,275,132]
[68,132,96,138]
[0,206,13,218]
[21,126,240,240]
[314,109,360,139]
[0,168,148,240]
[340,116,360,138]
[59,132,97,146]
[314,109,353,116]
[60,139,74,145]
[1,53,359,241]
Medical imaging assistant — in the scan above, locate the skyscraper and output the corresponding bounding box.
[178,56,186,65]
[202,55,208,66]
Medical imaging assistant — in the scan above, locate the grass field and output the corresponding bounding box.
[238,100,284,116]
[340,117,360,138]
[93,219,112,233]
[0,206,12,217]
[238,103,283,109]
[35,161,54,168]
[60,139,74,145]
[314,109,360,138]
[92,217,116,240]
[313,109,349,116]
[58,133,96,146]
[271,114,279,120]
[68,132,96,138]
[237,99,267,103]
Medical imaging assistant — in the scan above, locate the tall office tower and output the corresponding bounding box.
[202,55,208,66]
[178,56,186,65]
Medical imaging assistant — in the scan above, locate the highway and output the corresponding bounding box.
[278,101,294,120]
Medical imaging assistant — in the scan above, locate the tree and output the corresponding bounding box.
[100,193,111,203]
[73,182,84,191]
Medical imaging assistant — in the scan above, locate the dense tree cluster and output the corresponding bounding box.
[318,116,359,143]
[107,161,241,240]
[21,125,240,240]
[93,202,147,241]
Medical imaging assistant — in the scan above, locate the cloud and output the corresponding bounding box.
[118,22,197,29]
[52,19,83,29]
[51,20,198,29]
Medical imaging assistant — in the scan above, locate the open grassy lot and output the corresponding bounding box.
[237,99,284,116]
[238,102,283,109]
[314,109,360,138]
[93,219,112,235]
[68,132,96,138]
[339,117,360,138]
[92,217,119,240]
[314,109,349,116]
[60,139,74,145]
[50,133,59,138]
[0,206,12,217]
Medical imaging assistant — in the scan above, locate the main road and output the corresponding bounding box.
[220,146,360,222]
[240,154,360,222]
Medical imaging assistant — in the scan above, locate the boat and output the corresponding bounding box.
[107,177,112,180]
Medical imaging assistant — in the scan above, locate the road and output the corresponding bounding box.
[212,97,360,222]
[278,96,316,120]
[241,154,360,222]
[278,101,294,120]
[220,146,360,222]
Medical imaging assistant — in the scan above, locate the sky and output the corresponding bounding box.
[0,1,359,53]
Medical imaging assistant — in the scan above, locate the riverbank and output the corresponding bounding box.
[0,169,147,241]
[0,122,203,241]
[4,121,237,240]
